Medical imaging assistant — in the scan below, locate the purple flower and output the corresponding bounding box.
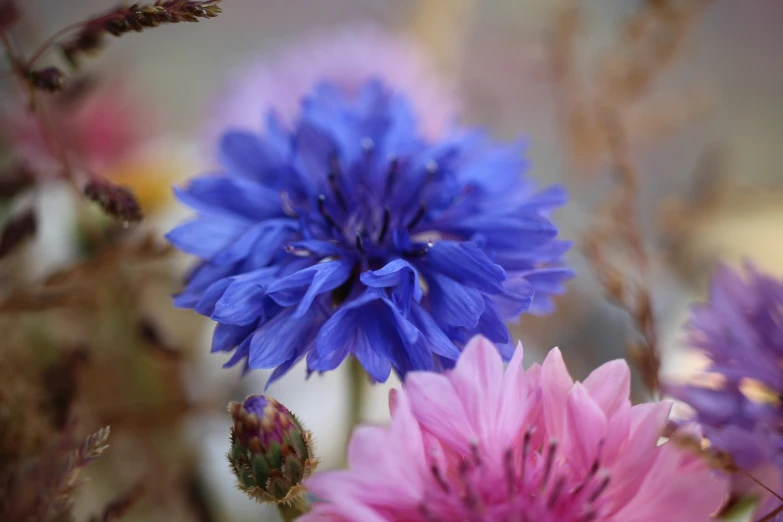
[670,264,783,518]
[168,79,571,385]
[204,23,459,150]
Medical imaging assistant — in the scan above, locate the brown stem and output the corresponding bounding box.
[25,22,86,67]
[758,502,783,522]
[0,26,80,194]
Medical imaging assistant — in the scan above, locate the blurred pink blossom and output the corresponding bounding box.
[0,81,147,178]
[302,336,726,521]
[205,23,459,150]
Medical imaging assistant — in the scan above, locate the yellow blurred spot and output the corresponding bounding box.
[690,371,725,390]
[104,153,185,213]
[739,377,780,406]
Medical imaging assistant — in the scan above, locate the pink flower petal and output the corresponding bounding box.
[564,382,608,471]
[583,359,631,417]
[541,347,574,439]
[602,399,632,465]
[449,335,505,446]
[608,401,673,505]
[405,371,475,454]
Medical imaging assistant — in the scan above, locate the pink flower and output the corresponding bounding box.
[204,23,458,151]
[302,336,726,522]
[0,81,147,178]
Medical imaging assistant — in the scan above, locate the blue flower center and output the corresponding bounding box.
[286,143,442,303]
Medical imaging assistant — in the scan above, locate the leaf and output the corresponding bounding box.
[718,496,759,522]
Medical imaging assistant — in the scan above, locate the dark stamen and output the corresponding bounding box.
[329,152,340,172]
[404,246,429,258]
[547,477,565,509]
[541,439,558,490]
[458,461,480,512]
[520,427,533,487]
[327,171,348,212]
[407,202,427,230]
[384,157,398,195]
[470,442,481,467]
[418,503,440,522]
[377,207,390,243]
[588,472,610,503]
[317,194,342,234]
[431,464,450,493]
[580,511,597,522]
[573,452,602,498]
[504,448,516,495]
[355,233,364,253]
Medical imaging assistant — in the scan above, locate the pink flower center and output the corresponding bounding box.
[420,430,611,522]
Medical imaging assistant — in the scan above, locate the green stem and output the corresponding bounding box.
[277,497,309,522]
[344,355,367,461]
[348,356,366,430]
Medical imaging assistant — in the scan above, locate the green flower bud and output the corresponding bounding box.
[227,395,317,504]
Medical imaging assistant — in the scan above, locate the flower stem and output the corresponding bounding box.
[277,497,309,522]
[346,355,366,442]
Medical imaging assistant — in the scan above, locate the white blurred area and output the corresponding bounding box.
[17,1,783,520]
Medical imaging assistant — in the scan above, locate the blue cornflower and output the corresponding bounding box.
[671,264,783,473]
[168,79,571,384]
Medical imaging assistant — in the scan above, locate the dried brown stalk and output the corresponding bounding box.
[0,1,222,223]
[1,426,111,521]
[89,481,146,522]
[548,0,716,173]
[38,426,111,522]
[582,108,661,395]
[0,232,173,313]
[549,0,717,395]
[58,1,223,68]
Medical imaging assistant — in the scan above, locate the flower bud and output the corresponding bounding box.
[227,395,317,504]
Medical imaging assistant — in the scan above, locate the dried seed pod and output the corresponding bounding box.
[83,177,143,225]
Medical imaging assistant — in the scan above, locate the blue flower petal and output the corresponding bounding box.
[266,260,353,315]
[409,303,460,360]
[442,214,557,251]
[492,240,572,270]
[311,290,430,378]
[427,241,506,294]
[360,259,423,309]
[212,323,256,353]
[352,330,393,383]
[427,273,485,329]
[173,262,236,309]
[210,219,297,266]
[166,217,247,259]
[194,277,233,316]
[220,131,285,181]
[211,268,277,325]
[493,275,535,318]
[174,175,284,221]
[223,336,250,368]
[249,306,319,369]
[475,297,511,345]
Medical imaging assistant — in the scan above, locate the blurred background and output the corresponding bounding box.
[1,1,781,520]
